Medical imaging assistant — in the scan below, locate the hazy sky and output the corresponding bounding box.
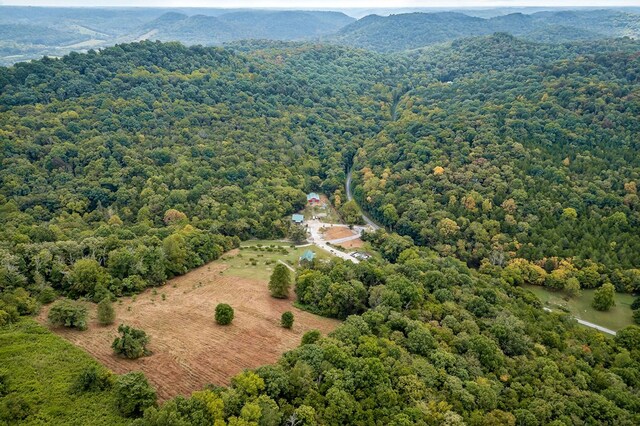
[2,1,640,8]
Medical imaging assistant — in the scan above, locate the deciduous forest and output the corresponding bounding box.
[1,15,639,426]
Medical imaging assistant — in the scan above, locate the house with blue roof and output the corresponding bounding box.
[299,250,316,263]
[292,214,304,224]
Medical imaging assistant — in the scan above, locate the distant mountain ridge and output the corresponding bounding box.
[1,6,639,65]
[329,10,640,52]
[136,10,355,45]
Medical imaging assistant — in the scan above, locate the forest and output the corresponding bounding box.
[0,31,639,425]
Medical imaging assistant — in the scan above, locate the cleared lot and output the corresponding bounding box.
[38,249,338,401]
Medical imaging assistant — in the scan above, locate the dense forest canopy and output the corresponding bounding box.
[1,21,640,426]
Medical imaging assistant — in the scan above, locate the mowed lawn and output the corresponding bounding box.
[523,284,635,331]
[226,240,331,280]
[37,241,338,402]
[0,319,125,425]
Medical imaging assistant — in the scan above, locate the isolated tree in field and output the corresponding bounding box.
[114,372,156,417]
[269,264,291,299]
[289,225,308,245]
[47,299,88,330]
[97,298,115,326]
[592,282,615,311]
[112,325,150,359]
[281,311,294,329]
[215,303,234,325]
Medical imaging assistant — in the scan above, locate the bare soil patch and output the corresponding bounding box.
[339,238,364,249]
[322,226,356,240]
[38,260,338,401]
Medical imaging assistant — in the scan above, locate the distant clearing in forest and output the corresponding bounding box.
[38,247,338,401]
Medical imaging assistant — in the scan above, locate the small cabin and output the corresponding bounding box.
[299,249,316,263]
[292,214,304,224]
[307,192,320,203]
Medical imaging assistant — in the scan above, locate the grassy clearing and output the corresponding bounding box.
[0,319,125,425]
[523,284,635,331]
[220,241,330,281]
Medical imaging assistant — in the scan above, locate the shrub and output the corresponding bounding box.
[37,286,57,304]
[215,303,234,325]
[269,263,291,299]
[301,329,321,345]
[71,364,113,393]
[0,370,8,397]
[0,394,31,422]
[97,298,115,326]
[0,310,11,326]
[112,324,150,359]
[281,311,294,329]
[48,299,88,330]
[114,372,157,417]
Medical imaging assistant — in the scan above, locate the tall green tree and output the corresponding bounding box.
[269,263,292,299]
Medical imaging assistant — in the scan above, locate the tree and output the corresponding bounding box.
[71,365,112,393]
[340,200,363,225]
[215,303,234,325]
[112,324,150,359]
[301,329,320,345]
[592,283,615,311]
[289,225,308,245]
[48,299,88,330]
[269,264,291,299]
[615,325,640,351]
[114,372,157,417]
[564,277,581,298]
[67,258,109,297]
[97,298,115,326]
[281,311,294,329]
[163,209,188,225]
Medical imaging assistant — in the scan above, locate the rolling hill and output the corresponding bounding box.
[329,9,640,51]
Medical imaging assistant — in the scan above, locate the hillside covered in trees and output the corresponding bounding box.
[330,9,640,52]
[1,33,640,425]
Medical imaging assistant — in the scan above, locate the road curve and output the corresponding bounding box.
[345,169,381,230]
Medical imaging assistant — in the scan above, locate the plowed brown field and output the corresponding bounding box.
[323,226,356,240]
[38,258,338,401]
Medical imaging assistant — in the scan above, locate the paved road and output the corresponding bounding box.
[345,169,381,231]
[306,219,360,263]
[542,307,616,335]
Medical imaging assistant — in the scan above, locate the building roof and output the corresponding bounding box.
[292,214,304,223]
[307,192,320,201]
[300,250,316,262]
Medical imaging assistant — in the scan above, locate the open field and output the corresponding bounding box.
[523,284,635,331]
[232,241,331,280]
[38,245,338,402]
[0,319,125,425]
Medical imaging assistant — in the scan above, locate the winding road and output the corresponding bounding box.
[345,169,381,231]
